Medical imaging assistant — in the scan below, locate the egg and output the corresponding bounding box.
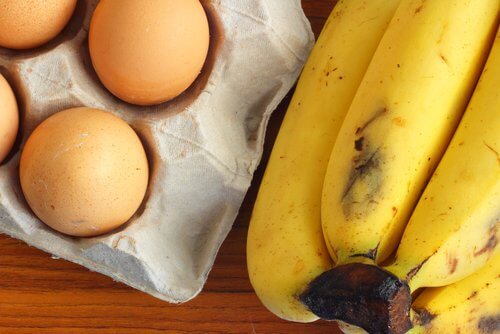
[0,0,77,50]
[89,0,210,106]
[0,74,18,163]
[20,108,149,237]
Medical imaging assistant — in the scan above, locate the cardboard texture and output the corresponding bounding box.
[0,0,314,303]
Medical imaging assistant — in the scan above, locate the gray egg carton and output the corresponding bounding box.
[0,0,313,302]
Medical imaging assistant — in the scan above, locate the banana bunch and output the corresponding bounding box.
[303,22,500,334]
[247,0,499,332]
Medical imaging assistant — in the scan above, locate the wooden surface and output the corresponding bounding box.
[0,1,338,333]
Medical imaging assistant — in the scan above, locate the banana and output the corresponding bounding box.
[408,255,500,334]
[321,0,499,267]
[302,1,499,332]
[246,0,401,322]
[384,26,500,292]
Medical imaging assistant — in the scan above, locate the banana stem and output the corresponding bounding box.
[300,263,412,334]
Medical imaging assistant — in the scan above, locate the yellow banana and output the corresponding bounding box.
[322,0,499,266]
[246,0,401,322]
[385,27,500,292]
[302,1,499,333]
[409,254,500,334]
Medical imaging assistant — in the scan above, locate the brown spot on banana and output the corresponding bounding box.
[354,137,364,151]
[406,253,435,281]
[440,53,449,65]
[342,147,383,218]
[413,307,436,326]
[478,315,500,333]
[467,290,478,300]
[392,117,406,127]
[447,254,458,274]
[414,0,427,14]
[293,259,305,275]
[343,106,388,217]
[474,223,498,257]
[392,206,398,217]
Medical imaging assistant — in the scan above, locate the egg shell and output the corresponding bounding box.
[19,107,149,237]
[0,74,18,163]
[0,0,77,50]
[89,0,210,106]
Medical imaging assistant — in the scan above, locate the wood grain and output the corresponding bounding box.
[0,1,338,333]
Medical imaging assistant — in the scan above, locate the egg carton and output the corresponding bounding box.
[0,0,313,302]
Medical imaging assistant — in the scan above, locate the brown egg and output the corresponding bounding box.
[0,0,77,50]
[0,74,18,163]
[20,108,149,237]
[89,0,210,106]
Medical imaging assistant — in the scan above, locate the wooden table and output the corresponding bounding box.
[0,1,340,333]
